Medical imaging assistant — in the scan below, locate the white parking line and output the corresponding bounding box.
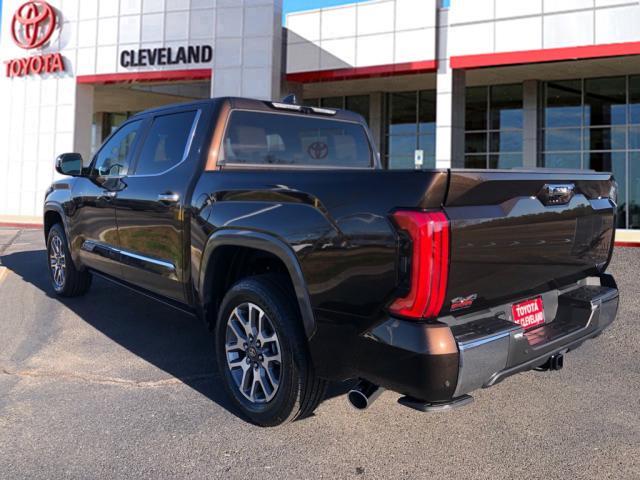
[0,267,8,285]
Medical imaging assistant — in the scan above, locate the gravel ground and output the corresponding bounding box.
[0,228,638,480]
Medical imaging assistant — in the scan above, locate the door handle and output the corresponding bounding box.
[158,193,180,204]
[99,191,117,201]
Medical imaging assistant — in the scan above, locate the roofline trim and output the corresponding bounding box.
[77,69,212,85]
[286,59,437,84]
[450,41,640,70]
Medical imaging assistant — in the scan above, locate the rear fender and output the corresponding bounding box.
[199,229,316,338]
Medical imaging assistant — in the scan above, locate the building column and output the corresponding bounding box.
[435,8,465,169]
[212,0,283,100]
[73,84,94,165]
[523,80,539,168]
[436,68,466,169]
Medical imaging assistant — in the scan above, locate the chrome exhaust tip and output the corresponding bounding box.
[347,380,383,410]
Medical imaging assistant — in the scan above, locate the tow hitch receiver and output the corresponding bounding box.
[535,352,565,372]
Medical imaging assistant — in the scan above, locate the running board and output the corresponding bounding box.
[398,394,474,412]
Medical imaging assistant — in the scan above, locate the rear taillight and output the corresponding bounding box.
[389,210,450,320]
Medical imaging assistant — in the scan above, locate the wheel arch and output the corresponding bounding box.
[43,204,68,242]
[199,230,316,339]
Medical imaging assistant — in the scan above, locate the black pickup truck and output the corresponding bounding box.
[44,97,619,426]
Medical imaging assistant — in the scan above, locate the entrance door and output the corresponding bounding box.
[72,119,145,278]
[112,108,201,303]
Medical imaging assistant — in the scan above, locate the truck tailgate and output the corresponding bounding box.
[442,170,616,315]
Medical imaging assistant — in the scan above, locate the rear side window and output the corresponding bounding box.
[134,111,198,175]
[220,110,372,168]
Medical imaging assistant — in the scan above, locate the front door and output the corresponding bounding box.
[71,119,144,278]
[112,109,201,303]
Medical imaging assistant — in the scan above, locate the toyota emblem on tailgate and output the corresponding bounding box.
[538,183,575,206]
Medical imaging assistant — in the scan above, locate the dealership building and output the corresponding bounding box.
[1,0,639,239]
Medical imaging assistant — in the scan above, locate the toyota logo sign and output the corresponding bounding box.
[11,1,57,50]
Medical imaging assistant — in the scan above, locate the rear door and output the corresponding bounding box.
[111,108,202,302]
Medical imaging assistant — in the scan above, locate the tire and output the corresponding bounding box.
[47,223,92,297]
[215,274,327,427]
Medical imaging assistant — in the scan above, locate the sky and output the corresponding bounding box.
[283,0,370,16]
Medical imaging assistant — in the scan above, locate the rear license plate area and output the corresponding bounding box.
[511,296,545,330]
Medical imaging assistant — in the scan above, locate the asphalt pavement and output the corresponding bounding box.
[0,228,638,479]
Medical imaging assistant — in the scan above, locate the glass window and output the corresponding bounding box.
[629,76,640,124]
[388,156,414,169]
[418,90,436,134]
[489,153,523,169]
[584,127,626,151]
[465,87,487,131]
[584,77,626,127]
[134,111,197,176]
[540,76,640,228]
[490,131,523,153]
[93,120,142,177]
[629,126,640,150]
[345,95,370,125]
[629,153,640,229]
[545,80,582,128]
[464,84,523,168]
[545,128,582,152]
[543,153,581,170]
[320,97,343,109]
[490,84,523,130]
[388,92,417,135]
[221,110,372,168]
[389,135,419,157]
[464,155,487,169]
[465,133,486,154]
[385,90,437,169]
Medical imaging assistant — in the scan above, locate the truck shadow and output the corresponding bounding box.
[1,248,352,424]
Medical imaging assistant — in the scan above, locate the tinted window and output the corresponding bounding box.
[93,120,142,177]
[134,111,197,175]
[221,111,372,168]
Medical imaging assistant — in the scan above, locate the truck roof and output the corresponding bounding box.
[132,97,366,123]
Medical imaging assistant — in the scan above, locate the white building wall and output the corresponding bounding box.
[449,0,640,57]
[286,0,437,73]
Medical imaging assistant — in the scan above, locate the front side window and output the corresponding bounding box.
[221,110,372,168]
[93,120,142,177]
[134,111,198,175]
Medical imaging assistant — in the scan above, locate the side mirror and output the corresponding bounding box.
[55,153,84,176]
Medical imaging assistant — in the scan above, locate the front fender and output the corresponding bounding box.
[199,229,316,338]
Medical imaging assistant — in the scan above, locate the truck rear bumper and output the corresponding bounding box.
[452,283,618,397]
[358,277,618,403]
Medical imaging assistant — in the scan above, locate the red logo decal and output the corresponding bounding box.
[11,1,57,50]
[451,294,477,311]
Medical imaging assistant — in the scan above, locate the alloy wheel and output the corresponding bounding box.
[49,234,66,289]
[225,302,282,404]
